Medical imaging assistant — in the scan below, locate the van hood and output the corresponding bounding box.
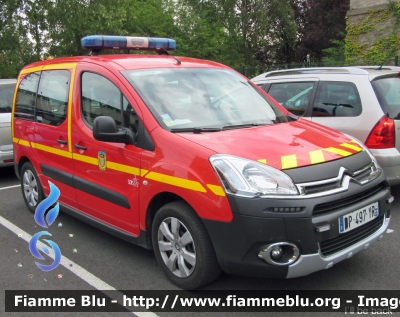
[177,119,363,170]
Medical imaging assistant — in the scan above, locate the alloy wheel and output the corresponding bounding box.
[157,217,196,278]
[23,169,39,207]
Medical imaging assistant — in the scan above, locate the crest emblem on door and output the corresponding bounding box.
[98,151,107,171]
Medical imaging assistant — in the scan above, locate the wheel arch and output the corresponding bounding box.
[15,156,32,179]
[145,192,196,249]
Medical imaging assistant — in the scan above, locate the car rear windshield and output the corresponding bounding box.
[0,84,16,114]
[122,68,287,130]
[371,77,400,119]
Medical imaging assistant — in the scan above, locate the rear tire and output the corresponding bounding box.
[21,162,44,213]
[152,200,221,289]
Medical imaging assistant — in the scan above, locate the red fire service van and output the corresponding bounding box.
[12,35,392,289]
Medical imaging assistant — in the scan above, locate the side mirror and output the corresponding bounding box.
[93,116,135,144]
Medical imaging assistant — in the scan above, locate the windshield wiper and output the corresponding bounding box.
[171,123,270,133]
[222,123,269,130]
[170,127,222,133]
[322,102,354,108]
[287,113,299,121]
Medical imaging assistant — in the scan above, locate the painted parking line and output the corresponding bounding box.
[0,184,21,190]
[0,215,158,317]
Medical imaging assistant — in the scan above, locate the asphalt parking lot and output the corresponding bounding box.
[1,165,400,317]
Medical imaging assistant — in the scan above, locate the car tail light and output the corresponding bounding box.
[365,116,395,148]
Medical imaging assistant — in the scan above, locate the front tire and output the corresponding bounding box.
[152,201,221,289]
[21,162,44,213]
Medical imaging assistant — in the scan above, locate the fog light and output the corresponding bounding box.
[258,242,300,266]
[271,246,283,259]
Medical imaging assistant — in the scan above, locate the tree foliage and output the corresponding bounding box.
[0,0,350,78]
[0,0,37,77]
[295,0,349,63]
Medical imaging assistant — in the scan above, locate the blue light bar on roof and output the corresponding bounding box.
[81,35,176,51]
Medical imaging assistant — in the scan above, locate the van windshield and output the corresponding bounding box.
[122,68,287,130]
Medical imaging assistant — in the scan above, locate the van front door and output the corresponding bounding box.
[71,65,142,235]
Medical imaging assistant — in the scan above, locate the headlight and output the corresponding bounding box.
[209,154,298,197]
[342,134,380,170]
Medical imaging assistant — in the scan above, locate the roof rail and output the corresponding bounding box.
[351,66,400,71]
[262,67,369,78]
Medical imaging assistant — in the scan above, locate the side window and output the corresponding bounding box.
[313,82,362,117]
[268,82,314,116]
[36,70,70,126]
[81,72,125,128]
[0,84,16,113]
[15,72,40,121]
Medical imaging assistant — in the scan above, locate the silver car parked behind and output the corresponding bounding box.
[252,66,400,185]
[0,79,17,168]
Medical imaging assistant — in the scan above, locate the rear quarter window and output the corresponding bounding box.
[15,72,40,121]
[372,77,400,119]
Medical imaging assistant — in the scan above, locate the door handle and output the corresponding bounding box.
[74,144,87,150]
[57,139,68,145]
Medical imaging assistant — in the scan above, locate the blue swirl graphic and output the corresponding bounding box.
[29,181,62,272]
[34,181,60,228]
[29,231,62,271]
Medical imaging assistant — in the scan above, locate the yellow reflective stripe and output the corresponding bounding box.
[145,171,207,193]
[13,137,20,143]
[71,153,141,176]
[43,63,78,70]
[340,143,362,152]
[207,184,226,197]
[32,142,72,158]
[20,66,43,74]
[140,169,149,176]
[107,161,141,176]
[309,150,325,164]
[258,159,267,164]
[281,154,298,169]
[73,153,97,165]
[141,169,149,176]
[18,139,31,147]
[14,138,215,195]
[323,147,352,157]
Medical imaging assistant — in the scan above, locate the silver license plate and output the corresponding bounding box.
[339,202,379,234]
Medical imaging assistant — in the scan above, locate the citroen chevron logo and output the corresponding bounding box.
[29,181,62,271]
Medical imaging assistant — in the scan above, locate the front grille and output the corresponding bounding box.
[296,162,379,197]
[313,184,385,216]
[304,181,341,195]
[319,215,384,256]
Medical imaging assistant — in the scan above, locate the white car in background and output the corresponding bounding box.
[252,66,400,185]
[0,79,17,168]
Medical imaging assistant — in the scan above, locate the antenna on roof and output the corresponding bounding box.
[156,47,169,55]
[155,47,181,65]
[375,65,383,70]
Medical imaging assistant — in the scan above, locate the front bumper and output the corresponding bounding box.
[203,180,392,279]
[287,215,389,278]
